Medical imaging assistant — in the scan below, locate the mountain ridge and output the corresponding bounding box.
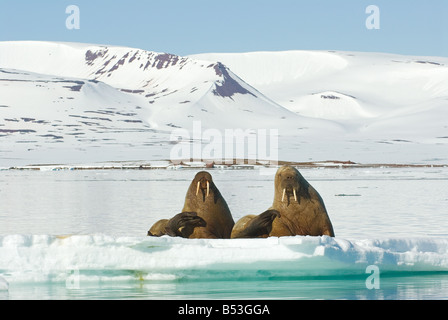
[1,41,325,131]
[1,41,447,166]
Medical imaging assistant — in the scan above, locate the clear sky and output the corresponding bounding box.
[0,0,447,57]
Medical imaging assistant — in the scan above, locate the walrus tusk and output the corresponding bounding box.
[206,181,210,197]
[282,188,286,202]
[196,181,200,196]
[293,189,297,202]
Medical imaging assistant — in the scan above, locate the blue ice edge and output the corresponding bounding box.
[1,234,448,285]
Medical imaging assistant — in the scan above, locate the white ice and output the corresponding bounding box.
[0,234,447,284]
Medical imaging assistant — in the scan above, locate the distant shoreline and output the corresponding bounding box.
[3,159,447,171]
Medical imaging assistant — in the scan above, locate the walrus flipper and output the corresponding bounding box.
[164,212,207,238]
[237,210,280,238]
[147,219,169,237]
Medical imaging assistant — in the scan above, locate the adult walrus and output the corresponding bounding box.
[231,165,335,238]
[148,171,234,239]
[182,171,234,238]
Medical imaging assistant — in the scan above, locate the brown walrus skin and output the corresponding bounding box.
[147,219,170,237]
[182,171,234,238]
[231,165,335,238]
[147,212,206,238]
[148,171,235,239]
[230,209,280,238]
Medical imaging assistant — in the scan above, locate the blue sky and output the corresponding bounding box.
[1,0,447,57]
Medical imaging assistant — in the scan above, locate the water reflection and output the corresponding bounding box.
[5,274,448,300]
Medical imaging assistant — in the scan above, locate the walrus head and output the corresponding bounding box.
[192,171,220,203]
[274,166,310,206]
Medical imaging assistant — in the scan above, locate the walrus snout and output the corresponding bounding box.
[280,179,300,204]
[281,186,297,202]
[196,177,210,201]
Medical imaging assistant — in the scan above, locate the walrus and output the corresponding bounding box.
[148,171,234,239]
[181,171,234,238]
[231,165,335,238]
[147,212,206,237]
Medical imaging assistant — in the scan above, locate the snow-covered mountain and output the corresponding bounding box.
[191,51,448,139]
[0,41,332,131]
[1,41,447,166]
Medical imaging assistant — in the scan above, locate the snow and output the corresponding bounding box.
[1,41,447,167]
[0,41,305,132]
[191,50,448,140]
[0,234,447,284]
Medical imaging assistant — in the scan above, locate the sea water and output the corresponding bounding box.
[1,167,448,300]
